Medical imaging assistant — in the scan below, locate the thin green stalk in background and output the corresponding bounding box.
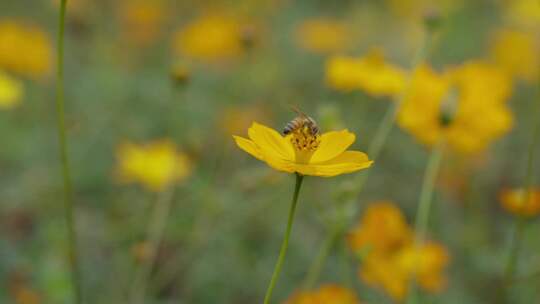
[301,21,436,290]
[406,140,445,304]
[503,72,540,284]
[263,173,304,304]
[55,1,82,303]
[130,188,176,304]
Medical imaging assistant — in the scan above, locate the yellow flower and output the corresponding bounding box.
[397,62,513,154]
[500,187,540,217]
[490,29,539,82]
[295,18,351,54]
[349,201,450,301]
[347,201,412,256]
[118,0,167,46]
[505,0,540,30]
[360,242,449,301]
[284,284,361,304]
[326,49,406,97]
[0,20,53,79]
[233,122,373,177]
[173,15,244,62]
[0,71,23,109]
[220,105,271,136]
[115,140,190,192]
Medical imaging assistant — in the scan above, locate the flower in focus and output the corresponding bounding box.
[326,49,406,97]
[490,29,539,82]
[233,120,373,177]
[172,15,245,62]
[397,62,513,154]
[0,71,23,109]
[500,187,540,217]
[284,284,361,304]
[348,201,450,301]
[118,0,167,47]
[115,140,191,192]
[0,20,53,79]
[295,18,352,54]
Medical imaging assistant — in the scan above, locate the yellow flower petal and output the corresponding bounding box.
[232,135,263,160]
[248,122,294,161]
[295,151,373,177]
[233,134,296,173]
[310,129,356,163]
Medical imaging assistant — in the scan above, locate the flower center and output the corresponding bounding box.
[438,87,460,128]
[289,125,321,163]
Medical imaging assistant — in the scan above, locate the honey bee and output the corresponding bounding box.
[283,107,320,136]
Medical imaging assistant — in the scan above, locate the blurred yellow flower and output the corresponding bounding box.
[500,187,540,217]
[173,15,244,62]
[360,242,449,301]
[115,140,190,192]
[490,29,539,82]
[118,0,167,46]
[295,18,351,54]
[326,49,406,97]
[397,62,513,154]
[347,201,412,256]
[0,71,23,109]
[284,284,361,304]
[0,20,53,79]
[233,122,373,177]
[349,201,450,301]
[505,0,540,30]
[220,105,271,135]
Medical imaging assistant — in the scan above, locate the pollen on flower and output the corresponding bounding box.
[289,127,321,151]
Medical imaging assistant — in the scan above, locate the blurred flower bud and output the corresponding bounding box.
[423,8,442,32]
[170,65,190,86]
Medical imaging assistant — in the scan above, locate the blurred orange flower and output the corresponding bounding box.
[295,18,352,54]
[284,284,361,304]
[360,242,449,301]
[490,29,539,82]
[348,201,450,301]
[0,71,23,109]
[326,49,406,97]
[118,0,167,47]
[397,62,513,154]
[233,122,373,177]
[347,201,412,256]
[115,140,191,192]
[500,187,540,217]
[173,15,245,62]
[0,20,53,79]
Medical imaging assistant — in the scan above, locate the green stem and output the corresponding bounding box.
[130,188,175,304]
[503,71,540,284]
[263,173,304,304]
[302,223,342,290]
[301,23,436,290]
[406,140,445,304]
[504,217,526,283]
[55,1,82,303]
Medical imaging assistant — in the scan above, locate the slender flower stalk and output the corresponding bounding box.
[55,1,82,303]
[503,70,540,284]
[301,20,436,290]
[406,140,445,304]
[130,188,176,304]
[263,173,304,304]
